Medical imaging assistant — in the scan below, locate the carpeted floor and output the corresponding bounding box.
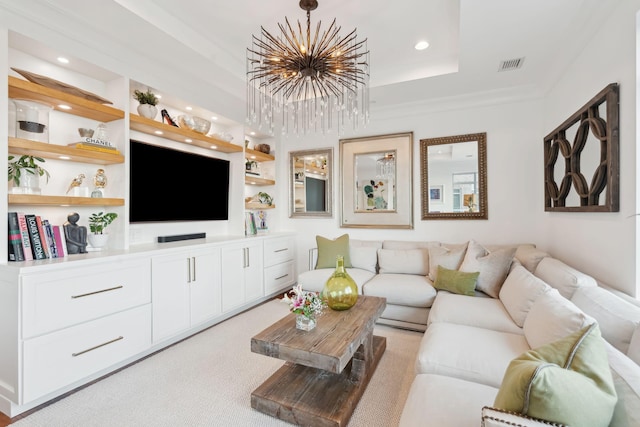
[11,299,422,426]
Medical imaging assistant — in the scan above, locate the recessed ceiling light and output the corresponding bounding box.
[414,41,429,51]
[186,106,192,111]
[59,156,70,160]
[211,116,218,120]
[58,104,71,110]
[210,145,217,149]
[250,132,256,136]
[185,138,192,143]
[57,57,69,64]
[155,131,163,135]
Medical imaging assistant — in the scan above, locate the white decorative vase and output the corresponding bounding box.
[11,168,41,194]
[88,234,110,250]
[137,104,157,119]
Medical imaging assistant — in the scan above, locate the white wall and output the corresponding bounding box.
[540,0,640,296]
[279,98,545,276]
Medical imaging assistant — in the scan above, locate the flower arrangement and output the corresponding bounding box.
[283,284,326,320]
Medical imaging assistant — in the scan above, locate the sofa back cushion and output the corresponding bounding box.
[571,285,640,355]
[534,257,597,299]
[378,248,429,275]
[523,288,594,349]
[514,245,549,273]
[382,240,441,250]
[350,239,382,273]
[459,240,516,298]
[499,265,551,327]
[606,341,640,426]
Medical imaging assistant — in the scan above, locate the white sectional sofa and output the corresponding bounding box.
[297,237,640,426]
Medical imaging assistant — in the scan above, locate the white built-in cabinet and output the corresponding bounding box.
[151,246,222,343]
[0,233,296,418]
[221,240,264,312]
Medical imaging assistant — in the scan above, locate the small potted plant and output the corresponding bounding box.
[133,88,159,119]
[7,155,50,194]
[282,284,327,331]
[87,211,118,249]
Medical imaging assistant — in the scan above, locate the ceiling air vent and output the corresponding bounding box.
[498,57,525,72]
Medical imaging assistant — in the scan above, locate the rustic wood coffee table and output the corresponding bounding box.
[251,295,387,427]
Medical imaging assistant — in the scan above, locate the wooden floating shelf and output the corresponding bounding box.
[245,148,275,162]
[245,203,276,210]
[9,76,124,123]
[130,114,242,154]
[245,176,276,186]
[9,138,124,165]
[8,194,125,207]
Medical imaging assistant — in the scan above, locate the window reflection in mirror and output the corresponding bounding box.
[354,151,397,211]
[421,133,487,220]
[289,148,333,218]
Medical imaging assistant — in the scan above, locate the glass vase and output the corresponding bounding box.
[323,255,358,310]
[296,314,316,331]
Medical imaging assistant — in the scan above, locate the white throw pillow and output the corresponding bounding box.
[428,242,468,281]
[350,246,379,273]
[514,245,549,272]
[459,240,516,298]
[378,248,429,275]
[534,257,597,299]
[499,265,551,327]
[523,288,594,349]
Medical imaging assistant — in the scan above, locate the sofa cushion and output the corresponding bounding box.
[605,341,640,427]
[499,265,551,327]
[315,234,352,268]
[428,242,468,281]
[534,257,597,299]
[350,245,379,273]
[513,244,549,273]
[523,288,594,349]
[428,292,523,335]
[363,273,437,308]
[378,248,429,275]
[433,265,478,296]
[494,323,617,427]
[459,240,516,298]
[298,268,375,294]
[378,304,430,327]
[571,285,640,354]
[382,240,440,250]
[399,374,498,427]
[629,327,640,366]
[416,322,530,387]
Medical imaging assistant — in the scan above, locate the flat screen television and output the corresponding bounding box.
[129,140,230,222]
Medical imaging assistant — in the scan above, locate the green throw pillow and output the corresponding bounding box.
[433,265,479,296]
[315,234,352,269]
[494,323,617,426]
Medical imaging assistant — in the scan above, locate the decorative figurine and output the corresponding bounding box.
[91,168,107,198]
[63,212,88,254]
[66,173,86,194]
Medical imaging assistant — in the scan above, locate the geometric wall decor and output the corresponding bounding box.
[544,83,619,212]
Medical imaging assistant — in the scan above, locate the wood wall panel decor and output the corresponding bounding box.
[544,83,619,212]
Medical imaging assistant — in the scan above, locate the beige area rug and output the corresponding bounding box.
[13,299,422,426]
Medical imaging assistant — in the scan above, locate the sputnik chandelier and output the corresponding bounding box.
[246,0,370,136]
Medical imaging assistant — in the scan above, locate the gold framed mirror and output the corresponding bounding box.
[420,132,488,220]
[289,148,333,218]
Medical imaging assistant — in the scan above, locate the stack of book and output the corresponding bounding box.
[245,212,257,236]
[8,212,68,261]
[68,137,121,154]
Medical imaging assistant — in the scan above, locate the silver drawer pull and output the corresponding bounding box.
[71,285,123,299]
[274,248,288,253]
[275,274,289,280]
[72,336,124,357]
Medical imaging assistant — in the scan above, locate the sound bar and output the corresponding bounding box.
[157,233,206,243]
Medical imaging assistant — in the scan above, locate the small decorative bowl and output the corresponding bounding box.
[176,115,211,135]
[78,128,94,138]
[255,144,271,154]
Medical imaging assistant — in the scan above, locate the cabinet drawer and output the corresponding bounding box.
[22,258,151,338]
[22,304,151,404]
[264,236,295,267]
[264,261,295,295]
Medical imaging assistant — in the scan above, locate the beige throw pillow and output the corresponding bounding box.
[499,265,551,327]
[427,242,468,282]
[459,240,515,298]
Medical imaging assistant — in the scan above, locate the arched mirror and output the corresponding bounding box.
[420,133,488,220]
[289,148,333,218]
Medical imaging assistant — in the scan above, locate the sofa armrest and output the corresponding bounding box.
[481,407,568,427]
[308,247,318,271]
